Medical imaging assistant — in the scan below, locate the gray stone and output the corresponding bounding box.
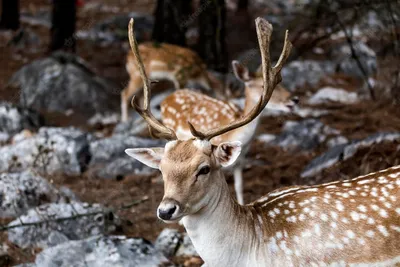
[155,228,182,258]
[8,51,118,119]
[0,171,68,218]
[281,60,335,92]
[301,132,400,178]
[272,119,341,151]
[6,28,42,52]
[331,40,377,79]
[88,113,119,127]
[155,228,198,258]
[307,87,359,105]
[0,101,42,137]
[78,12,154,44]
[88,135,165,179]
[20,10,51,28]
[0,127,92,176]
[7,202,119,249]
[176,234,198,257]
[28,235,172,267]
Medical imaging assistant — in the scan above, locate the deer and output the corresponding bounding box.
[125,17,400,266]
[160,62,297,205]
[121,41,222,122]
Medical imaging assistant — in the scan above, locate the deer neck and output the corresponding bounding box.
[181,170,270,266]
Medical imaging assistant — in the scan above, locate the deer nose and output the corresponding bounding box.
[158,204,178,220]
[291,96,299,105]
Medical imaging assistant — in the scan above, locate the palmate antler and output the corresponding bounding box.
[188,18,292,141]
[128,19,177,140]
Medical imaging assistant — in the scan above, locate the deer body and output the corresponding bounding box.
[122,17,399,267]
[161,73,295,204]
[121,42,213,122]
[182,163,400,266]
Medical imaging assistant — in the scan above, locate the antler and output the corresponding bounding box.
[188,17,292,141]
[128,18,177,140]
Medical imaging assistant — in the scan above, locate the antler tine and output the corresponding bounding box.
[189,17,292,141]
[128,19,177,140]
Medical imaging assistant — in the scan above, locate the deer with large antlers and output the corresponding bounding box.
[160,62,297,205]
[125,18,400,266]
[121,42,221,122]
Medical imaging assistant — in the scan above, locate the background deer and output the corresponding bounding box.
[121,42,222,122]
[160,61,297,205]
[125,17,400,266]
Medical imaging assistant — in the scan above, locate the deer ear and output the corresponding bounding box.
[125,148,164,169]
[213,141,242,167]
[232,61,250,82]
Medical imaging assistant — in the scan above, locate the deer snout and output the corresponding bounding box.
[157,199,181,221]
[286,96,299,110]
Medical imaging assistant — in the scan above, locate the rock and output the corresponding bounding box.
[155,228,198,258]
[78,13,154,44]
[88,135,165,179]
[301,132,400,178]
[7,202,119,249]
[0,127,92,176]
[272,119,341,151]
[0,171,70,218]
[281,60,335,92]
[88,113,119,127]
[8,51,118,119]
[307,87,359,105]
[293,107,329,118]
[155,228,182,258]
[256,134,276,144]
[0,101,42,137]
[20,10,51,28]
[0,132,10,144]
[25,235,171,267]
[12,129,34,144]
[331,40,377,79]
[176,235,198,257]
[326,136,349,148]
[6,28,42,52]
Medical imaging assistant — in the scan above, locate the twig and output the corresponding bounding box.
[335,12,376,100]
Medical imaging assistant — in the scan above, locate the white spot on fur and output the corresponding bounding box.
[377,225,389,237]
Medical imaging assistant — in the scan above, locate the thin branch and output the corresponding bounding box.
[336,13,376,100]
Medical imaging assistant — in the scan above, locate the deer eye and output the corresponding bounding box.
[196,166,210,177]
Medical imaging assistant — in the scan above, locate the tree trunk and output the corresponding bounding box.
[0,0,20,30]
[152,0,192,46]
[237,0,248,11]
[50,0,76,52]
[198,0,227,72]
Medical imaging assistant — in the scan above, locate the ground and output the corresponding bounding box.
[0,0,400,266]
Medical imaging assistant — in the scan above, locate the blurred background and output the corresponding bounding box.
[0,0,399,266]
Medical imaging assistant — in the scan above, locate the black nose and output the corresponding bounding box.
[158,205,177,220]
[291,96,299,105]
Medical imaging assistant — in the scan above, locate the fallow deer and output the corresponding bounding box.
[125,18,400,266]
[160,62,297,205]
[121,42,218,122]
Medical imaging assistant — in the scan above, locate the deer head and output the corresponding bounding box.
[125,17,291,221]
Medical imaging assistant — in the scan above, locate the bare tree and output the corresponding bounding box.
[50,0,76,52]
[152,0,192,46]
[198,0,228,72]
[0,0,20,30]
